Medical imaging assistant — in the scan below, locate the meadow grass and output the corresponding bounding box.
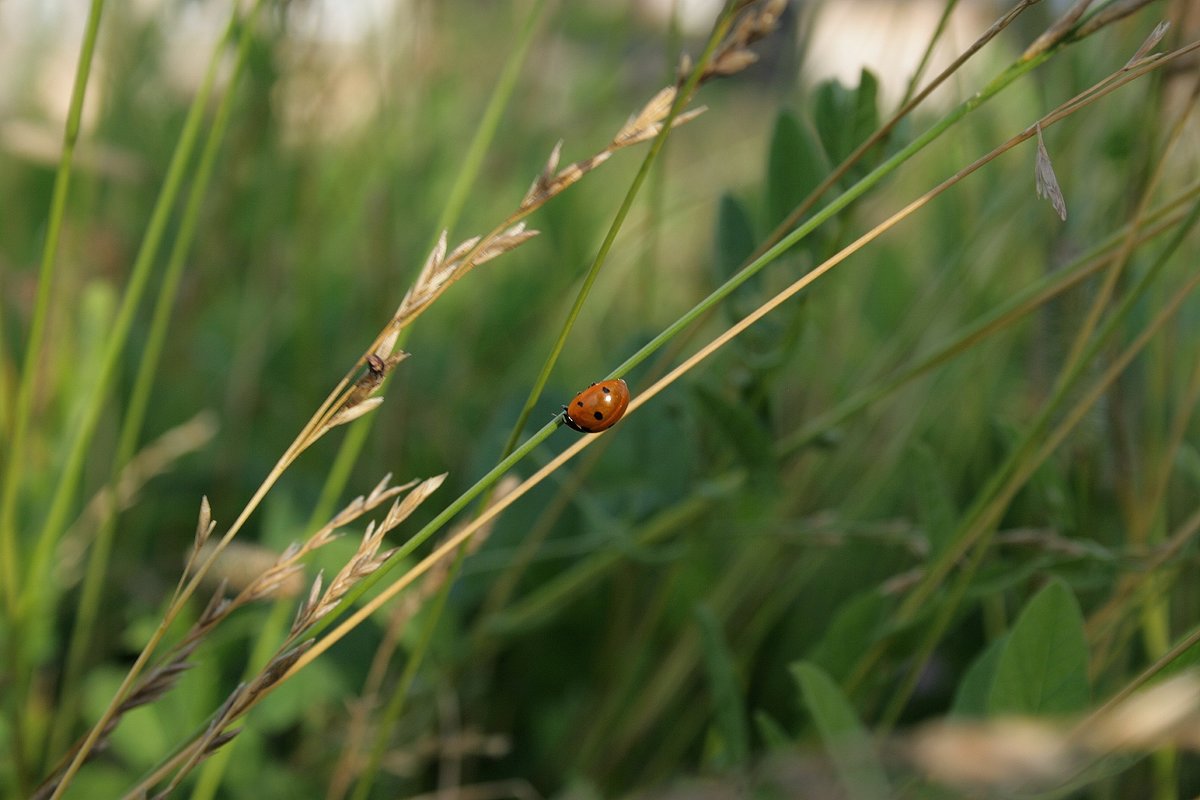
[4,0,1200,797]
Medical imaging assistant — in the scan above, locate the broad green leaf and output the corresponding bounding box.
[696,605,749,766]
[793,661,890,799]
[713,192,761,323]
[852,69,881,149]
[952,635,1008,716]
[812,79,855,168]
[988,579,1090,715]
[713,192,757,282]
[811,70,881,176]
[766,110,829,230]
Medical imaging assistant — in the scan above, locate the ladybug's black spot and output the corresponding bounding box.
[593,411,604,420]
[602,386,611,394]
[576,401,584,407]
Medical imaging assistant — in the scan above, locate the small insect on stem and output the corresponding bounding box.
[561,379,630,434]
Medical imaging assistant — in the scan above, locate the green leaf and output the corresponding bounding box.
[807,589,889,679]
[766,110,829,230]
[713,192,761,322]
[910,442,957,557]
[793,661,890,799]
[988,579,1090,715]
[812,79,855,168]
[753,709,793,750]
[691,383,776,483]
[851,69,881,160]
[952,634,1007,716]
[811,70,880,175]
[713,192,757,282]
[696,605,749,766]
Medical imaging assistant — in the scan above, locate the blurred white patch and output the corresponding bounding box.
[803,0,999,108]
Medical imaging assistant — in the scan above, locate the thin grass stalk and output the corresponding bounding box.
[47,6,255,765]
[1061,59,1191,372]
[56,320,344,794]
[306,28,1190,655]
[1054,596,1200,790]
[326,557,427,800]
[901,0,963,107]
[614,0,1041,443]
[189,599,292,800]
[433,2,749,695]
[15,5,254,624]
[0,0,107,614]
[580,547,771,771]
[611,57,1054,380]
[573,562,683,767]
[428,0,548,254]
[874,197,1200,728]
[781,179,1200,453]
[495,1,742,462]
[46,13,280,799]
[832,45,1200,700]
[304,0,551,528]
[61,4,762,786]
[884,260,1200,734]
[347,547,462,800]
[883,62,1200,623]
[1085,358,1200,668]
[1114,78,1200,786]
[476,442,609,622]
[195,7,550,792]
[248,10,550,793]
[1085,508,1200,679]
[281,95,1185,709]
[1,2,108,788]
[747,0,1041,268]
[638,3,685,322]
[485,488,726,636]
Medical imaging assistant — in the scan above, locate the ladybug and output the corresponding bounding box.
[562,379,630,434]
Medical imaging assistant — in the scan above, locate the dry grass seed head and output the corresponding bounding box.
[395,224,538,327]
[295,474,448,631]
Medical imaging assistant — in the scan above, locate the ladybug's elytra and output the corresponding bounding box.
[562,379,630,434]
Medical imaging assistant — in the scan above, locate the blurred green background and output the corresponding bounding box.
[4,0,1200,797]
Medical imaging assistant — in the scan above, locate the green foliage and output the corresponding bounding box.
[794,661,890,800]
[3,1,1200,798]
[988,579,1091,716]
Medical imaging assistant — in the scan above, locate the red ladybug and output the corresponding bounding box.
[562,379,630,433]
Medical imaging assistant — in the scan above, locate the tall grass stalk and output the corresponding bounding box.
[342,4,747,787]
[0,1,107,791]
[496,1,742,461]
[0,0,107,613]
[305,3,1066,643]
[25,2,1192,795]
[47,2,263,767]
[472,0,1043,632]
[188,6,551,798]
[875,192,1200,728]
[291,30,1191,693]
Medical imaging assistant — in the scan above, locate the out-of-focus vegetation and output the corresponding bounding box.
[3,0,1200,797]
